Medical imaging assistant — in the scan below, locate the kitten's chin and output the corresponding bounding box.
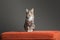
[28,16,34,21]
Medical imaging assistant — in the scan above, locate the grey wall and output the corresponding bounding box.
[0,0,60,34]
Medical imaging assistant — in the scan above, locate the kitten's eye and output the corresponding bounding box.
[31,12,33,14]
[27,14,30,17]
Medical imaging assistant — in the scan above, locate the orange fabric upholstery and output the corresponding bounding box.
[1,31,60,40]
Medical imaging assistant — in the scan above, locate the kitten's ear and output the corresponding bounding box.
[26,8,29,12]
[31,8,34,12]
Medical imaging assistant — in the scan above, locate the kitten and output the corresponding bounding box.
[24,8,35,32]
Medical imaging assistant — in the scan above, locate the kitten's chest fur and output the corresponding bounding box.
[24,16,35,32]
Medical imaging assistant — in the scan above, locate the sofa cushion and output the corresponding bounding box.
[1,31,60,40]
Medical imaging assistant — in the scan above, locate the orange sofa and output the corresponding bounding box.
[1,31,60,40]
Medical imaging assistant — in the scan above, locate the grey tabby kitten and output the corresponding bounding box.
[24,8,35,32]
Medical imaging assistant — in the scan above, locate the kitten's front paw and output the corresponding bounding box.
[27,30,33,32]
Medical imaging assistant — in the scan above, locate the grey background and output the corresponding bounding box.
[0,0,60,34]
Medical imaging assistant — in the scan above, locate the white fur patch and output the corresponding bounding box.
[28,16,34,21]
[27,27,34,32]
